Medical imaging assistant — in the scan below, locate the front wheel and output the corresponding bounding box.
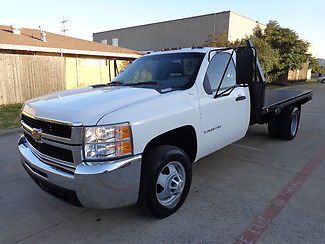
[139,145,192,218]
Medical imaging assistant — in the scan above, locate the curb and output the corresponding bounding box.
[0,127,23,137]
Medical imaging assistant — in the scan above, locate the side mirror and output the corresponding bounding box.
[236,47,255,85]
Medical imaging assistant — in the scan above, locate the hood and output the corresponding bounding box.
[23,86,160,125]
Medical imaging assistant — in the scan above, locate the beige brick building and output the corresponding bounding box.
[93,11,266,52]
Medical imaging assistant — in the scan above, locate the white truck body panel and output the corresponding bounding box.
[23,48,251,162]
[23,86,160,125]
[198,86,250,158]
[97,85,203,159]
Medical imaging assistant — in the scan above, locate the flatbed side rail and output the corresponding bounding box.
[262,91,313,115]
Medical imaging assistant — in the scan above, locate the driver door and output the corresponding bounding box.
[199,52,250,156]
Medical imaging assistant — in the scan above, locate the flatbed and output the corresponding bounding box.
[262,88,313,115]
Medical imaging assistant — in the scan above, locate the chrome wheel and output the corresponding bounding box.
[156,161,186,208]
[291,111,299,136]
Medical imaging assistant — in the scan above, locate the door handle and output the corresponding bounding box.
[235,95,246,101]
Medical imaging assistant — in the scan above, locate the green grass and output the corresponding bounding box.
[0,104,22,129]
[306,79,318,83]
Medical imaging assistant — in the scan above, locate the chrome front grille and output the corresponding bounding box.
[27,142,76,174]
[21,112,84,174]
[21,113,72,139]
[25,133,74,163]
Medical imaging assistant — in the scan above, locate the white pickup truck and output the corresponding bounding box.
[18,41,313,218]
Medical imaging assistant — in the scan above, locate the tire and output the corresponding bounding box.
[278,106,300,140]
[268,115,280,138]
[139,145,192,218]
[322,79,325,83]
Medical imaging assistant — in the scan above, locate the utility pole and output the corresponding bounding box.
[61,16,68,35]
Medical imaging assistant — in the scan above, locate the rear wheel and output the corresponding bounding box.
[278,106,300,140]
[139,145,192,218]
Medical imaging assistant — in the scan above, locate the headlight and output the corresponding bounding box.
[84,123,133,161]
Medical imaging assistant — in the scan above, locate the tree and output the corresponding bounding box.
[203,32,232,47]
[204,21,319,83]
[264,21,311,77]
[204,27,280,82]
[249,26,280,82]
[308,56,321,73]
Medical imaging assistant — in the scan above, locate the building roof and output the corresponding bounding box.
[0,25,141,58]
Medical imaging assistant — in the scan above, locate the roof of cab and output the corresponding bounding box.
[144,47,224,56]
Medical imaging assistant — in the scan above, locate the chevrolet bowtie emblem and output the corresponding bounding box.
[31,128,42,142]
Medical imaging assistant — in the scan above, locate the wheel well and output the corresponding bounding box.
[143,125,197,163]
[263,104,302,124]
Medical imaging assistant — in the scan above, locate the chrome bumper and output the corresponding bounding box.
[18,135,142,209]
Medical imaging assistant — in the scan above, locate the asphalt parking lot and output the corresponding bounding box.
[0,83,324,244]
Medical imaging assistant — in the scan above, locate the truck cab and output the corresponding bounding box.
[18,43,312,218]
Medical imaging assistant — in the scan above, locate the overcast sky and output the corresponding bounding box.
[0,0,324,58]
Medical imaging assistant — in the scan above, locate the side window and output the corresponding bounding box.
[203,52,236,95]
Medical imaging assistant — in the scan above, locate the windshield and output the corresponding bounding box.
[113,52,205,91]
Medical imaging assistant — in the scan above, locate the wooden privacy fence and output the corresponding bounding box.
[0,53,65,105]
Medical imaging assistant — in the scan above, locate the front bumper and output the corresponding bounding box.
[18,135,142,209]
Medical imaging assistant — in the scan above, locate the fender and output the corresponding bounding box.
[97,86,202,160]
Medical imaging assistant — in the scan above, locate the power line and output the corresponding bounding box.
[61,16,68,35]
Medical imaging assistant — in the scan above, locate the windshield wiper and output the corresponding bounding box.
[107,80,126,86]
[127,81,160,86]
